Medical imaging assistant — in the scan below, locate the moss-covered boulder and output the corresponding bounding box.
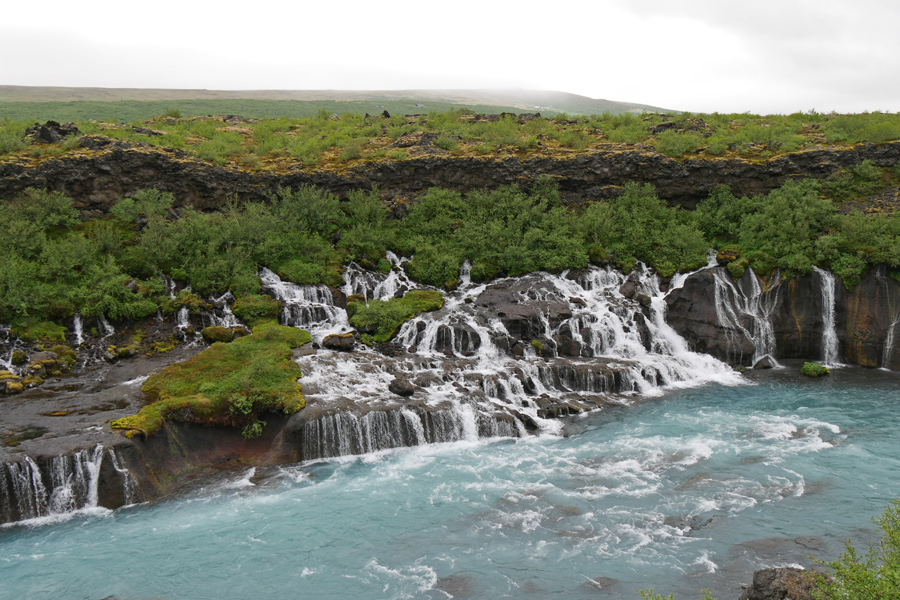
[112,321,311,439]
[201,326,235,344]
[10,319,67,343]
[10,351,27,366]
[232,294,282,325]
[323,332,356,351]
[348,290,444,343]
[0,370,23,394]
[801,362,830,377]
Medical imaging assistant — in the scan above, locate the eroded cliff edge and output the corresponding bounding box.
[2,136,900,214]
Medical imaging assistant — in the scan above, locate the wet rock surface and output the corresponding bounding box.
[665,265,900,368]
[738,567,819,600]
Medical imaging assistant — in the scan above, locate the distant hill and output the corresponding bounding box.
[0,86,671,122]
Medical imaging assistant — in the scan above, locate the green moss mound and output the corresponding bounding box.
[200,326,234,344]
[801,362,830,377]
[10,319,67,343]
[347,290,444,343]
[232,294,282,326]
[112,321,311,439]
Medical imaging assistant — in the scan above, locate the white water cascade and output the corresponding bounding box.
[813,266,842,367]
[0,446,105,524]
[73,312,85,345]
[709,268,782,367]
[264,261,742,461]
[98,314,115,338]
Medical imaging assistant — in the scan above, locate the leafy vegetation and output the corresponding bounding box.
[812,499,900,599]
[5,158,900,331]
[111,321,310,439]
[4,108,899,168]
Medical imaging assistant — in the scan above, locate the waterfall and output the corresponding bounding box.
[709,268,781,367]
[107,448,141,506]
[204,291,243,329]
[290,260,742,462]
[876,265,900,370]
[0,446,105,523]
[176,307,191,330]
[98,314,115,338]
[260,268,348,341]
[459,260,472,287]
[73,312,85,345]
[813,267,842,367]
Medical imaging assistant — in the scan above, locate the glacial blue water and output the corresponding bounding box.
[2,366,899,600]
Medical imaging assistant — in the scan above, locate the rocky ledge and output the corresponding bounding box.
[2,137,900,216]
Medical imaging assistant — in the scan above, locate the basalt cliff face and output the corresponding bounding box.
[2,137,900,215]
[665,265,900,369]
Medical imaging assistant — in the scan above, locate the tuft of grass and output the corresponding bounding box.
[111,321,310,439]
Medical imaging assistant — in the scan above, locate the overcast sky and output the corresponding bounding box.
[2,0,898,114]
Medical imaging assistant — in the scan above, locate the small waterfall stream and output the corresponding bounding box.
[1,446,105,524]
[813,267,842,367]
[709,267,782,367]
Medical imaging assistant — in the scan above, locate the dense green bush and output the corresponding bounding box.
[579,182,707,274]
[813,500,900,599]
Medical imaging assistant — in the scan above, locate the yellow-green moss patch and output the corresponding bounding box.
[112,321,311,439]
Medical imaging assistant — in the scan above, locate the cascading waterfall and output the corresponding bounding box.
[709,267,782,367]
[0,446,105,523]
[273,260,742,461]
[204,291,243,329]
[73,312,85,345]
[813,266,842,367]
[259,268,348,340]
[98,314,115,338]
[107,448,141,506]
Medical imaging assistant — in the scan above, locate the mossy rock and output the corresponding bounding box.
[22,376,44,388]
[348,290,444,343]
[716,248,741,264]
[10,319,67,343]
[0,370,20,382]
[48,345,77,369]
[10,351,28,366]
[151,340,178,353]
[112,321,311,439]
[801,362,830,377]
[727,257,750,280]
[232,294,282,325]
[201,326,235,344]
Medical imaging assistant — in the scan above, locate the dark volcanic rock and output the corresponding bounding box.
[388,377,416,397]
[738,567,819,600]
[5,138,900,216]
[664,268,756,365]
[25,121,81,144]
[323,332,356,351]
